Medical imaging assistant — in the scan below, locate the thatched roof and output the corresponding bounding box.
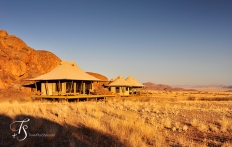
[125,76,144,87]
[27,60,102,81]
[108,75,132,87]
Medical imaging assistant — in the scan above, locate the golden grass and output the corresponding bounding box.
[0,91,232,146]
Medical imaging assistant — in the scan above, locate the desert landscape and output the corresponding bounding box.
[0,30,232,147]
[1,1,232,146]
[1,91,232,147]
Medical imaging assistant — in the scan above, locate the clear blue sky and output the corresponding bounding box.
[1,0,231,85]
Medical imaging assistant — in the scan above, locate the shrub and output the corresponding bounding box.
[188,96,195,101]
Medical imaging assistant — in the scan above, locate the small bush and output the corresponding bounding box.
[188,96,195,101]
[191,119,198,128]
[163,118,172,129]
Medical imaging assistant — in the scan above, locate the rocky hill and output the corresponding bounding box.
[86,72,108,85]
[0,30,112,100]
[0,30,61,92]
[223,86,232,89]
[143,82,196,91]
[86,72,112,95]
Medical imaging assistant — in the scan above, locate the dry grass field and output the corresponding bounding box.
[1,91,232,147]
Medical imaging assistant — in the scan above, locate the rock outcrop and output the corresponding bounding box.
[0,30,61,90]
[86,72,108,85]
[86,72,112,95]
[28,50,61,78]
[0,30,8,37]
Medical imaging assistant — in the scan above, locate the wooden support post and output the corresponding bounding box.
[35,82,37,92]
[59,81,61,94]
[83,82,85,94]
[76,83,79,93]
[80,81,83,94]
[63,82,66,94]
[45,81,48,95]
[79,83,80,94]
[70,80,73,93]
[74,82,76,94]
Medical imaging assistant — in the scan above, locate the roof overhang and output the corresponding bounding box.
[107,85,132,87]
[26,78,106,82]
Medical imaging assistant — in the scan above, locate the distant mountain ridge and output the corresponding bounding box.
[143,82,196,91]
[223,86,232,89]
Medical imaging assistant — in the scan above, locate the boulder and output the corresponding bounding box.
[28,50,61,78]
[3,59,27,77]
[0,40,8,49]
[0,30,8,37]
[4,35,27,51]
[0,77,6,89]
[0,70,15,89]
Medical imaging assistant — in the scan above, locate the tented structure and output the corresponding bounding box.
[27,60,103,96]
[108,75,132,96]
[125,76,144,87]
[125,76,144,94]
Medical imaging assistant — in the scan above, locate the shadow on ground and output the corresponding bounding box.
[0,114,125,147]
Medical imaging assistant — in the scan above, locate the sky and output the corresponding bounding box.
[0,0,231,85]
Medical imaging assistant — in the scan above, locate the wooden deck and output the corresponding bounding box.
[31,94,116,101]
